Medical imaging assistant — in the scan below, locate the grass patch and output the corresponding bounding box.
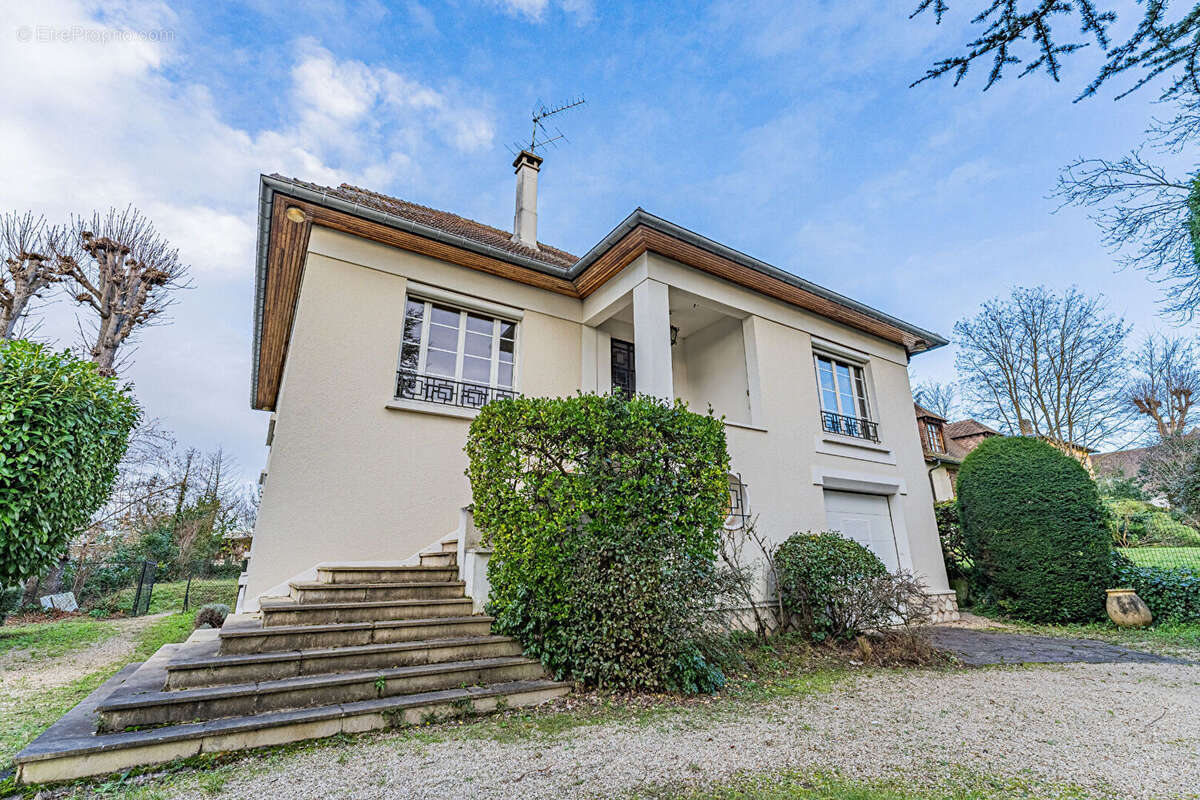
[0,619,118,660]
[107,579,237,616]
[130,613,193,661]
[0,613,194,775]
[1118,546,1200,570]
[633,768,1103,800]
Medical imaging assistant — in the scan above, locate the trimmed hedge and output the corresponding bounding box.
[934,500,970,580]
[956,436,1110,622]
[1112,553,1200,623]
[775,531,888,641]
[466,393,730,693]
[0,340,139,586]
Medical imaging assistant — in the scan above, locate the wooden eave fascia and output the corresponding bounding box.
[253,190,946,411]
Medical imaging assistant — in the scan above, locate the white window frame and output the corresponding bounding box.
[813,353,872,421]
[399,295,520,394]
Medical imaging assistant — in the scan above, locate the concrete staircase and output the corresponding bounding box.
[13,540,570,785]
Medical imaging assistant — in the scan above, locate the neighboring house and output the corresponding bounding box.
[1092,434,1198,507]
[916,414,1003,503]
[1092,446,1153,482]
[219,530,253,564]
[944,418,1000,455]
[241,153,959,620]
[915,404,965,503]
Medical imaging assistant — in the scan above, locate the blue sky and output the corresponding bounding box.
[1,0,1193,488]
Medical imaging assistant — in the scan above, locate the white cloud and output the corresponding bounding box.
[488,0,593,24]
[0,0,497,489]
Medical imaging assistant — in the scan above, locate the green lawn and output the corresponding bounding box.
[1117,546,1200,570]
[635,770,1101,800]
[0,619,117,659]
[0,613,194,774]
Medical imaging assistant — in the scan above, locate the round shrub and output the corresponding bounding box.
[956,436,1110,622]
[0,340,140,586]
[194,603,230,629]
[775,531,888,641]
[466,393,730,694]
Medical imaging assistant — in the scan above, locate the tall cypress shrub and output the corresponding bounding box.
[956,436,1110,622]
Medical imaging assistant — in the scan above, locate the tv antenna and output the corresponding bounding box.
[508,96,586,156]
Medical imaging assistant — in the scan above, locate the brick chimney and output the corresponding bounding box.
[511,149,542,250]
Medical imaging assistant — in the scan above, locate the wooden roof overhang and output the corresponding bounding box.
[252,176,947,411]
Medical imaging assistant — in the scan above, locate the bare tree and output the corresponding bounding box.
[1129,333,1200,440]
[913,380,958,418]
[1052,131,1200,318]
[0,211,69,339]
[910,1,1200,102]
[954,286,1131,452]
[56,206,188,375]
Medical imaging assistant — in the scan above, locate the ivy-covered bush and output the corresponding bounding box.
[1112,553,1200,623]
[775,532,890,641]
[466,393,730,693]
[957,436,1110,622]
[0,340,139,586]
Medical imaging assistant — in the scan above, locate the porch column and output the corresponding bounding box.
[632,278,673,400]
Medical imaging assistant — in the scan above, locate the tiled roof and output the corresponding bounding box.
[913,402,946,421]
[923,436,971,463]
[274,176,579,270]
[944,419,1000,440]
[1091,447,1153,478]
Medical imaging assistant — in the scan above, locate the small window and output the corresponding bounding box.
[926,421,944,453]
[397,297,517,408]
[814,355,870,419]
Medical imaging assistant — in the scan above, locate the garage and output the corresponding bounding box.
[822,490,901,572]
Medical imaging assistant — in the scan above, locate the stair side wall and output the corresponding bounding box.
[242,232,582,611]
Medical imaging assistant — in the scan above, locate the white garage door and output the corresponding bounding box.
[822,490,900,572]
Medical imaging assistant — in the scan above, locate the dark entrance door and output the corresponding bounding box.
[611,338,635,396]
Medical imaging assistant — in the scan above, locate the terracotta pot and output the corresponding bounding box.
[1106,588,1152,628]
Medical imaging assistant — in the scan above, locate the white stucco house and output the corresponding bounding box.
[240,151,959,620]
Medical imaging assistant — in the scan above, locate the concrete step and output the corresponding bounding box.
[15,675,570,785]
[289,581,466,603]
[316,565,458,584]
[441,538,458,553]
[260,598,474,627]
[219,615,494,654]
[97,656,546,731]
[166,635,523,689]
[419,551,456,567]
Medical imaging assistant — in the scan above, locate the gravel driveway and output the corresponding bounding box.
[157,659,1200,800]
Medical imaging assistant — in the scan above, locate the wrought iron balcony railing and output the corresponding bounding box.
[395,369,516,409]
[820,410,880,443]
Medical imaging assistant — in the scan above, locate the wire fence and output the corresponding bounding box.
[8,557,241,619]
[1117,546,1200,573]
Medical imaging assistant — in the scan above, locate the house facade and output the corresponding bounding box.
[917,414,1002,503]
[241,154,958,619]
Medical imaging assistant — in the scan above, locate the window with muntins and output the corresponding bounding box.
[814,354,878,441]
[926,421,944,453]
[397,297,517,408]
